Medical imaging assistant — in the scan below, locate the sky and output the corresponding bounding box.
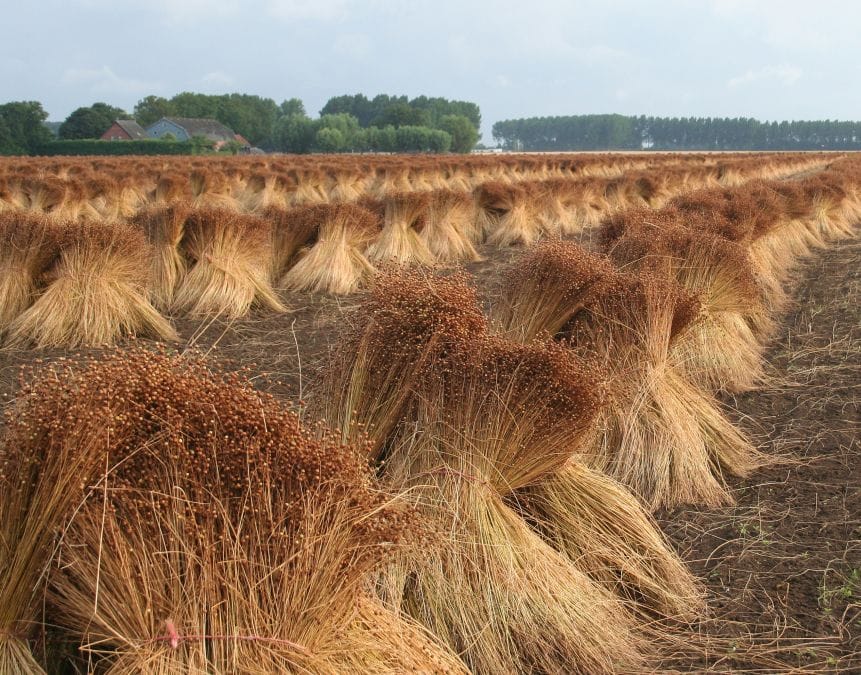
[2,0,858,141]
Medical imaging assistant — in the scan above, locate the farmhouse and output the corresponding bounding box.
[100,119,147,140]
[146,117,243,145]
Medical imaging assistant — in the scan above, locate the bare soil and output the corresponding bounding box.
[660,239,860,672]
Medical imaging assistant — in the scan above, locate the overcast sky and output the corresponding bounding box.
[2,0,858,140]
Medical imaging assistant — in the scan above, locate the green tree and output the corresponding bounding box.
[372,102,429,128]
[437,114,478,152]
[364,125,397,152]
[271,114,317,153]
[189,135,215,154]
[279,98,306,117]
[0,101,53,154]
[393,126,451,152]
[59,102,127,139]
[133,95,175,127]
[315,127,345,152]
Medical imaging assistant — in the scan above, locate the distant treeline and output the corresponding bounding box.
[0,92,482,156]
[492,114,861,151]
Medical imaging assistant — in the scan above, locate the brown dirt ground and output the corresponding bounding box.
[0,237,857,673]
[659,238,860,672]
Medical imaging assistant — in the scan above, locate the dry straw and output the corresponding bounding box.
[367,191,436,265]
[5,220,177,348]
[603,211,769,393]
[172,208,285,318]
[475,181,544,246]
[492,238,615,342]
[280,203,380,295]
[130,202,192,310]
[261,204,319,281]
[18,348,466,673]
[517,461,704,620]
[421,189,482,262]
[491,240,704,615]
[310,267,487,460]
[563,270,764,509]
[0,213,60,333]
[0,352,154,673]
[379,334,648,673]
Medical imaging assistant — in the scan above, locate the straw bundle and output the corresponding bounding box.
[476,181,544,247]
[421,189,482,262]
[310,267,487,460]
[32,348,466,673]
[491,239,614,342]
[172,208,285,318]
[261,204,320,281]
[380,336,646,673]
[190,169,240,210]
[0,212,60,332]
[130,203,191,310]
[5,220,176,348]
[367,191,436,265]
[605,216,768,393]
[280,203,379,295]
[563,271,763,508]
[517,461,704,619]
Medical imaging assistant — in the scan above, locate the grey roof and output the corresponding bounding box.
[115,119,146,139]
[160,117,237,141]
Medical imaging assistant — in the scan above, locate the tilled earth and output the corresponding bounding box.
[660,239,860,672]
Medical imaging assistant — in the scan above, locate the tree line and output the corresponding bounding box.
[0,93,482,155]
[492,114,861,151]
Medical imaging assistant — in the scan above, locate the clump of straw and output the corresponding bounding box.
[605,214,768,393]
[380,335,648,673]
[0,212,60,333]
[172,208,285,318]
[18,348,466,673]
[130,202,191,310]
[5,220,176,348]
[261,204,319,281]
[421,189,482,262]
[475,181,543,247]
[367,191,436,265]
[517,461,705,620]
[492,238,614,342]
[309,267,487,460]
[280,203,380,295]
[563,271,763,508]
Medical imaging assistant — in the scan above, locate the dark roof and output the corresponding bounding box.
[160,117,237,141]
[115,119,146,139]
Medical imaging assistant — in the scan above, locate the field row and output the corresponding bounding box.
[0,152,828,219]
[0,154,845,348]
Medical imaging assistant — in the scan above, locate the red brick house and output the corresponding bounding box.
[101,119,147,140]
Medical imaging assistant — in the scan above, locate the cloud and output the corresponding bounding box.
[0,57,27,76]
[61,66,159,94]
[78,0,240,23]
[332,33,371,59]
[574,45,630,67]
[267,0,351,21]
[201,70,236,87]
[728,64,802,88]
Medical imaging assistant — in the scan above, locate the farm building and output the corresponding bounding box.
[100,119,147,140]
[146,117,245,146]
